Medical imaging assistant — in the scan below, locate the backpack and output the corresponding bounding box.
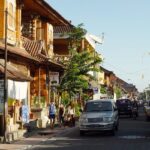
[49,104,56,114]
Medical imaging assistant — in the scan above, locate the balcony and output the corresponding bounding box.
[53,54,71,65]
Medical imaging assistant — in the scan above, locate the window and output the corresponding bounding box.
[84,101,112,112]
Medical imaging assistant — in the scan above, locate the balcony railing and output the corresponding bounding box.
[53,54,71,65]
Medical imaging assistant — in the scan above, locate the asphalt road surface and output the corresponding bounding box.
[31,107,150,150]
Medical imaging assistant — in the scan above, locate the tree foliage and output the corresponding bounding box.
[114,86,122,99]
[100,86,107,94]
[59,24,102,98]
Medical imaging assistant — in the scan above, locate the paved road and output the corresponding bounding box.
[31,107,150,150]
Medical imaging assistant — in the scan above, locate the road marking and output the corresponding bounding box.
[118,135,150,139]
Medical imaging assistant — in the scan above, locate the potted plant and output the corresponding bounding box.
[31,96,46,112]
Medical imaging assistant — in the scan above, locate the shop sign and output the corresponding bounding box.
[93,87,98,94]
[50,72,59,85]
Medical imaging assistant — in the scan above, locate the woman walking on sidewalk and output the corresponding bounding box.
[58,104,65,127]
[48,101,56,129]
[67,105,75,127]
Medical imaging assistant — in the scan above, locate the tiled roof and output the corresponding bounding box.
[54,26,72,34]
[22,37,65,70]
[0,59,33,81]
[36,0,72,26]
[22,37,48,62]
[100,66,113,75]
[0,42,36,61]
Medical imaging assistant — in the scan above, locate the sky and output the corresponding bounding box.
[47,0,150,92]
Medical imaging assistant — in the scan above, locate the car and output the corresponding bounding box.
[79,99,119,136]
[116,99,132,117]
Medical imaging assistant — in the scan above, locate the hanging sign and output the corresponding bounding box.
[49,72,59,85]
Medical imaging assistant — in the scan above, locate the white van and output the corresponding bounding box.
[79,99,119,136]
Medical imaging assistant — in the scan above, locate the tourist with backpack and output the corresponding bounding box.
[48,101,56,129]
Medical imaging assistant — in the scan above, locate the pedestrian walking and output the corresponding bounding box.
[58,104,65,127]
[48,101,56,129]
[67,105,75,127]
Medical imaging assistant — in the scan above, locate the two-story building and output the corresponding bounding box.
[0,0,72,141]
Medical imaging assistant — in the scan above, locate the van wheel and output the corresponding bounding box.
[80,130,85,136]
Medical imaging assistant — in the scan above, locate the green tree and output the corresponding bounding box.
[100,86,107,94]
[114,86,122,99]
[59,24,102,101]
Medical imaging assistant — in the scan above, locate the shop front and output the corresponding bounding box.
[0,59,32,141]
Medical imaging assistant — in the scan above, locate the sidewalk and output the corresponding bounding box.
[0,125,76,150]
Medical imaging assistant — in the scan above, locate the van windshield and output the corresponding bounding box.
[84,101,112,112]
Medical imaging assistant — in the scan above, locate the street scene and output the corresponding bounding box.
[30,108,150,150]
[0,0,150,150]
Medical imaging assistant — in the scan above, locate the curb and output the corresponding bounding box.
[20,126,77,150]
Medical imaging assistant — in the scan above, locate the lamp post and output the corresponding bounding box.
[3,8,8,143]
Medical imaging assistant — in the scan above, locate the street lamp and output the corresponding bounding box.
[3,8,8,143]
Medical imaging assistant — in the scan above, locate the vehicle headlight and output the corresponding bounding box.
[103,117,113,122]
[79,117,88,123]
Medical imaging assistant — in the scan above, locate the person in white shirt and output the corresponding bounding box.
[67,105,75,126]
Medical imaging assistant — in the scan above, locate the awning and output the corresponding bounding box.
[46,59,65,72]
[0,42,36,61]
[23,0,72,26]
[22,36,47,62]
[22,36,65,70]
[0,59,33,81]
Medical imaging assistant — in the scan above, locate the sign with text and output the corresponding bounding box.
[49,72,59,85]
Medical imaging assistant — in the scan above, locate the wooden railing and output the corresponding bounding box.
[53,54,71,65]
